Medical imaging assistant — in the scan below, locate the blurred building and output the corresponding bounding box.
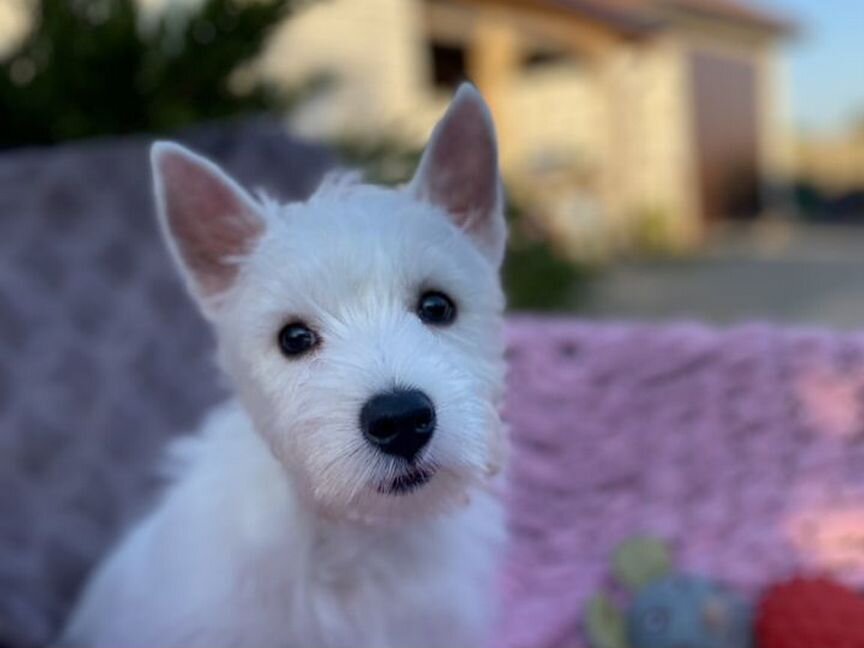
[262,0,794,257]
[0,0,795,257]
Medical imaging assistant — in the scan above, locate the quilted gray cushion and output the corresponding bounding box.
[0,123,334,648]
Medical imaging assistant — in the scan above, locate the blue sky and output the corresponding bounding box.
[768,0,864,132]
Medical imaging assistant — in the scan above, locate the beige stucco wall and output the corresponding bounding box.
[260,0,441,142]
[631,37,702,249]
[507,67,599,177]
[591,36,700,251]
[0,0,29,56]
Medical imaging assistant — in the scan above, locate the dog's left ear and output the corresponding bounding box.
[410,83,506,267]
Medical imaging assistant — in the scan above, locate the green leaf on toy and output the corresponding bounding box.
[613,536,671,591]
[585,592,629,648]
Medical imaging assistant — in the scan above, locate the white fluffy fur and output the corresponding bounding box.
[59,85,508,648]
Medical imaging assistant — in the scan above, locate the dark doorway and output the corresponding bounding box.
[689,50,762,222]
[429,41,468,90]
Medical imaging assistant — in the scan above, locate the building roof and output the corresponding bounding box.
[540,0,663,36]
[664,0,794,32]
[536,0,793,36]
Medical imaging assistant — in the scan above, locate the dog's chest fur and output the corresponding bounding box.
[61,403,504,648]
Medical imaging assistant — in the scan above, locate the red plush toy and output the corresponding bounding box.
[756,576,864,648]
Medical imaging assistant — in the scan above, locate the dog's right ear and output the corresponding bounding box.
[151,142,265,315]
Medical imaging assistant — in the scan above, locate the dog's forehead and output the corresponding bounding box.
[279,186,477,258]
[247,184,494,310]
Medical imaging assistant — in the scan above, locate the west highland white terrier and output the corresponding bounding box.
[58,83,509,648]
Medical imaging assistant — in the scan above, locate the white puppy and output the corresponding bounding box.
[59,83,508,648]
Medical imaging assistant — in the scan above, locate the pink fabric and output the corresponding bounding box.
[495,318,864,648]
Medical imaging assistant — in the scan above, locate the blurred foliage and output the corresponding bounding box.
[0,0,315,149]
[335,136,423,186]
[335,136,592,311]
[631,205,674,255]
[503,202,594,311]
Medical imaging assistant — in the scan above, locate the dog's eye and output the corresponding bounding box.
[278,322,320,357]
[417,291,457,325]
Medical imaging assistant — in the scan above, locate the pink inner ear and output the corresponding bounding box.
[158,151,263,298]
[414,88,502,256]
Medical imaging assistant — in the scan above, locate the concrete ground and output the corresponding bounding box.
[578,220,864,329]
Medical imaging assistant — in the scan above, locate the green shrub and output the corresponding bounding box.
[503,205,594,311]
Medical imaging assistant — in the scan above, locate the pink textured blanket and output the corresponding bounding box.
[496,318,864,648]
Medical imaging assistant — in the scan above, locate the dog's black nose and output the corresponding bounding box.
[360,389,436,461]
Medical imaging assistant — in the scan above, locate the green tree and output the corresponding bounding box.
[0,0,313,148]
